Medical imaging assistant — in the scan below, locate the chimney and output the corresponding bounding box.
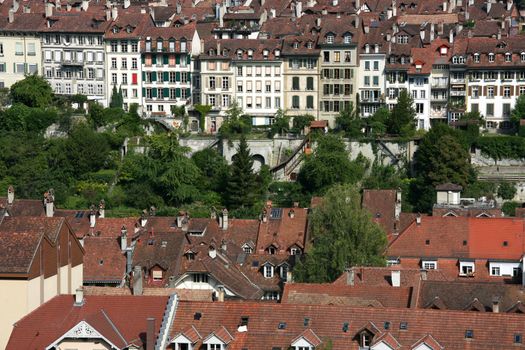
[492,297,500,313]
[176,2,181,13]
[98,199,105,218]
[221,239,227,251]
[7,186,14,205]
[449,29,454,43]
[105,8,111,20]
[111,6,117,20]
[450,0,456,12]
[286,270,293,282]
[316,17,321,26]
[121,225,127,251]
[420,269,428,280]
[506,0,512,11]
[222,208,228,230]
[354,16,359,29]
[395,190,402,220]
[44,190,55,217]
[81,0,88,10]
[74,287,84,306]
[89,205,96,228]
[468,0,473,5]
[123,0,130,8]
[66,2,71,11]
[200,39,205,53]
[8,8,14,23]
[217,286,225,302]
[176,211,185,228]
[133,266,143,295]
[497,29,502,40]
[416,213,422,225]
[392,0,396,16]
[387,8,392,18]
[386,32,391,41]
[501,20,505,29]
[486,1,491,14]
[442,0,447,11]
[146,318,156,350]
[295,1,302,18]
[364,24,370,33]
[45,2,53,17]
[347,268,355,286]
[209,246,217,258]
[355,0,360,9]
[468,29,473,37]
[420,27,425,41]
[288,209,295,219]
[219,4,224,27]
[12,0,19,11]
[391,270,401,287]
[430,23,435,41]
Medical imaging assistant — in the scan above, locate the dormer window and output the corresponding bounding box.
[237,50,243,59]
[267,245,276,254]
[326,34,335,44]
[488,53,495,63]
[505,52,512,62]
[360,332,372,348]
[344,34,351,44]
[275,49,281,57]
[293,42,299,49]
[242,243,253,254]
[280,264,289,280]
[209,49,215,56]
[440,46,448,55]
[400,56,406,64]
[222,49,228,57]
[145,39,152,52]
[307,41,313,49]
[365,44,370,53]
[180,39,187,53]
[263,264,274,278]
[169,40,175,52]
[248,49,253,59]
[263,49,269,58]
[151,268,164,281]
[112,26,119,33]
[521,52,525,62]
[156,39,163,52]
[290,247,301,255]
[397,34,409,44]
[474,53,480,63]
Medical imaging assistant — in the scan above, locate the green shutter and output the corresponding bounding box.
[151,72,157,82]
[141,55,145,64]
[175,72,180,82]
[186,55,191,64]
[142,87,146,96]
[163,71,169,82]
[163,88,169,98]
[163,54,169,65]
[142,72,146,80]
[152,88,157,98]
[187,72,191,81]
[175,88,181,97]
[176,55,180,64]
[152,55,157,64]
[186,88,191,97]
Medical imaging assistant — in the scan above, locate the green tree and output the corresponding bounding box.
[335,102,364,138]
[224,136,259,209]
[294,184,387,283]
[192,148,229,193]
[292,114,315,134]
[458,111,484,145]
[512,95,525,135]
[268,109,290,137]
[387,90,416,137]
[109,85,123,109]
[411,124,475,212]
[498,182,517,200]
[219,102,252,139]
[367,107,389,137]
[10,75,53,108]
[194,104,212,133]
[298,135,368,194]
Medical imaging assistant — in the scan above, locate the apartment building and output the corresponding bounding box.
[104,6,150,112]
[318,16,359,125]
[230,39,283,125]
[141,23,199,118]
[41,1,110,104]
[0,4,44,88]
[282,36,320,121]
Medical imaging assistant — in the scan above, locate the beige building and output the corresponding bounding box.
[0,191,84,349]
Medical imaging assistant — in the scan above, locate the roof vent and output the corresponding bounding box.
[194,312,202,320]
[400,322,408,330]
[278,322,286,329]
[342,322,349,332]
[465,330,474,338]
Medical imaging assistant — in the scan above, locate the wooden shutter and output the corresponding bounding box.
[468,86,472,96]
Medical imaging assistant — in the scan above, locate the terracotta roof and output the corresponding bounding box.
[0,197,44,217]
[7,295,168,350]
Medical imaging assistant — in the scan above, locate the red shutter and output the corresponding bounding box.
[132,73,138,85]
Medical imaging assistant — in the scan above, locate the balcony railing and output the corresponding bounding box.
[450,78,465,84]
[450,90,466,96]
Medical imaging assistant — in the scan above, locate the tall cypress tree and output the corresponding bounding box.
[225,136,258,209]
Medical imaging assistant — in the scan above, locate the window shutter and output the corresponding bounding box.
[142,72,146,80]
[517,86,520,95]
[163,87,169,97]
[483,86,487,96]
[500,86,503,96]
[186,55,191,64]
[163,54,169,65]
[152,55,157,65]
[176,55,181,64]
[141,55,145,64]
[152,88,157,97]
[175,88,181,97]
[468,86,472,96]
[186,88,191,97]
[151,73,157,82]
[163,71,169,81]
[142,87,146,96]
[187,72,191,81]
[176,72,181,82]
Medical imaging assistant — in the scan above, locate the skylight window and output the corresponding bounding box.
[278,322,287,329]
[465,330,474,339]
[400,322,408,330]
[342,322,349,332]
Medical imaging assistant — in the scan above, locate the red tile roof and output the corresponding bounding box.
[7,295,168,350]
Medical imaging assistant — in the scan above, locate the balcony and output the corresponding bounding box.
[431,95,448,101]
[450,90,466,96]
[431,82,448,89]
[62,60,84,67]
[450,78,465,84]
[430,109,447,118]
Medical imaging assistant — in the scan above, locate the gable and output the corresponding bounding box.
[45,321,120,350]
[413,343,435,350]
[291,337,314,348]
[371,342,395,350]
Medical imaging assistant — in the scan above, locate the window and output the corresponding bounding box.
[487,86,494,98]
[364,76,370,86]
[416,103,424,114]
[15,63,25,74]
[488,53,495,63]
[373,76,379,86]
[397,35,409,44]
[505,53,512,62]
[323,51,330,63]
[122,73,128,85]
[193,273,209,283]
[27,43,35,56]
[222,77,229,90]
[520,86,525,95]
[460,262,475,276]
[522,53,525,62]
[111,41,118,52]
[265,97,271,108]
[15,42,23,55]
[263,291,280,300]
[265,81,271,92]
[292,96,300,109]
[131,42,138,52]
[344,51,351,63]
[209,344,221,350]
[360,333,371,348]
[373,61,379,71]
[256,81,262,92]
[326,34,334,44]
[504,86,511,98]
[132,58,138,69]
[237,66,243,76]
[344,34,351,43]
[515,334,522,344]
[306,77,314,90]
[209,77,216,90]
[275,97,281,108]
[256,66,262,76]
[264,264,274,278]
[502,71,514,80]
[504,103,511,117]
[465,330,474,339]
[365,61,370,71]
[222,94,230,107]
[334,51,340,62]
[306,95,314,109]
[152,270,163,281]
[423,261,437,269]
[121,41,128,53]
[27,64,37,74]
[491,266,501,276]
[474,53,480,63]
[111,58,117,69]
[292,77,300,90]
[121,58,127,69]
[486,103,494,116]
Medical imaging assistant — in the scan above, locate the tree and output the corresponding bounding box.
[192,148,229,193]
[511,95,525,135]
[458,111,484,145]
[387,90,416,136]
[268,109,290,137]
[292,114,315,134]
[194,104,212,133]
[298,135,368,194]
[411,124,475,212]
[366,107,389,137]
[498,182,517,200]
[294,184,387,283]
[10,75,53,108]
[224,135,259,209]
[109,85,123,109]
[335,102,364,138]
[219,102,252,139]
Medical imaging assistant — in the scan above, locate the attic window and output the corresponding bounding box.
[505,53,512,62]
[248,49,253,59]
[237,50,243,59]
[112,26,119,33]
[360,332,372,347]
[521,52,525,62]
[474,53,480,63]
[440,46,448,55]
[186,252,195,260]
[240,316,249,326]
[126,26,133,33]
[293,42,299,49]
[400,322,408,330]
[425,239,430,245]
[263,49,269,58]
[268,246,276,255]
[503,241,508,246]
[243,245,253,254]
[344,34,351,43]
[194,312,202,320]
[169,40,175,52]
[384,321,390,330]
[275,49,280,57]
[209,49,215,56]
[465,330,474,339]
[307,41,313,49]
[161,241,167,248]
[397,34,409,44]
[263,264,274,278]
[304,317,310,326]
[277,322,287,329]
[342,322,349,332]
[326,34,334,44]
[515,334,522,344]
[290,247,301,255]
[223,49,228,57]
[156,39,163,52]
[488,53,495,63]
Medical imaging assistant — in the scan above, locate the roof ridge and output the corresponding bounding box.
[100,309,128,346]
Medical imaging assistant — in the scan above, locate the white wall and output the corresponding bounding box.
[0,279,28,349]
